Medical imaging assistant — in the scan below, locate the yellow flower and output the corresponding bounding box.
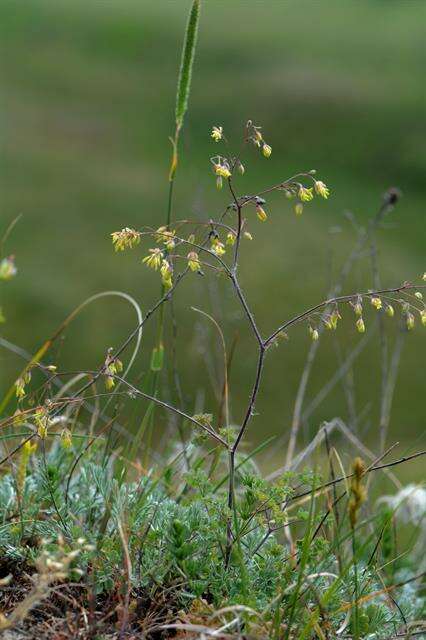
[155,227,176,250]
[309,326,319,341]
[160,259,173,289]
[356,317,366,333]
[214,163,231,179]
[35,406,50,439]
[104,353,119,390]
[142,248,163,271]
[111,228,140,252]
[370,296,382,310]
[155,226,167,241]
[164,235,176,251]
[15,378,26,400]
[294,203,303,216]
[226,232,236,246]
[187,251,200,272]
[256,205,268,222]
[353,301,363,316]
[298,186,314,202]
[211,126,223,142]
[406,312,415,330]
[243,231,253,241]
[262,143,272,158]
[386,304,394,317]
[210,238,226,256]
[15,370,31,400]
[330,308,341,330]
[314,181,330,199]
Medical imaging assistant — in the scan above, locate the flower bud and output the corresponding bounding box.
[370,296,382,310]
[226,232,236,246]
[314,181,330,199]
[354,302,363,316]
[262,143,272,158]
[356,317,366,333]
[330,309,341,330]
[211,126,223,142]
[210,238,226,256]
[309,326,319,341]
[256,205,268,222]
[187,251,200,272]
[406,312,415,330]
[298,186,314,202]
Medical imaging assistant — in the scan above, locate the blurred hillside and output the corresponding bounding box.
[0,0,425,454]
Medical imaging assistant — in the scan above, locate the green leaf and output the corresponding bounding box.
[175,0,200,130]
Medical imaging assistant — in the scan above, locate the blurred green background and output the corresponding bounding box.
[1,0,425,460]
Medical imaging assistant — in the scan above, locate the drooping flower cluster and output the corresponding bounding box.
[142,247,163,271]
[109,120,426,348]
[305,287,426,344]
[288,177,329,217]
[211,155,232,190]
[111,228,141,252]
[34,405,51,439]
[15,370,32,400]
[209,123,329,220]
[155,226,176,250]
[104,349,123,390]
[210,236,226,257]
[160,258,173,290]
[246,121,272,158]
[187,251,200,272]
